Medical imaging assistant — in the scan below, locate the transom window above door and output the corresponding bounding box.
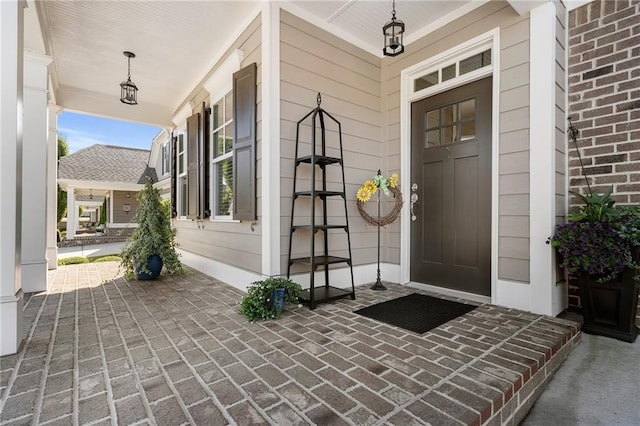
[414,49,491,93]
[424,98,476,148]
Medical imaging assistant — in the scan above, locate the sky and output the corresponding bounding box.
[58,112,161,154]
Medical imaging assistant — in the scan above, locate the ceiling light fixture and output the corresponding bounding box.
[89,189,93,200]
[120,51,138,105]
[383,0,405,57]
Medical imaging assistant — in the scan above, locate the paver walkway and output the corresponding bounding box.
[0,263,580,425]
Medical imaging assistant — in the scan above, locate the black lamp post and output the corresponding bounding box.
[383,0,405,57]
[120,51,138,105]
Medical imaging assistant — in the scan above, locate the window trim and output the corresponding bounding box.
[176,131,187,219]
[210,90,234,220]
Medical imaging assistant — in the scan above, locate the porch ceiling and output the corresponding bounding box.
[37,0,480,127]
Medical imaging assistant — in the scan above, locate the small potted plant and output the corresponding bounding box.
[239,277,303,322]
[120,178,185,280]
[548,189,640,342]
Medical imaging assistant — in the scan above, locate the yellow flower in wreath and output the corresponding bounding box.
[363,180,377,195]
[356,187,372,202]
[389,173,398,188]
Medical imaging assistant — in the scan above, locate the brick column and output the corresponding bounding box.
[0,0,24,356]
[568,0,640,319]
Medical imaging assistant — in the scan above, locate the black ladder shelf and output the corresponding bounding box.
[287,94,355,310]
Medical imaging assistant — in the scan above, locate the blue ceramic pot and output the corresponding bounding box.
[135,255,163,280]
[272,288,285,314]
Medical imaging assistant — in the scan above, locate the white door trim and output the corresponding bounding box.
[399,28,500,303]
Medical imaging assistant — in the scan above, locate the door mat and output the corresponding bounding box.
[354,293,477,334]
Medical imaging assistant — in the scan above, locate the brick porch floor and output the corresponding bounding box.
[0,263,580,425]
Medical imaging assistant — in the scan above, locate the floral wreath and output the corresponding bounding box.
[356,173,403,227]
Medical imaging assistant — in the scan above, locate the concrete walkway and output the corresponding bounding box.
[0,262,579,425]
[522,332,640,425]
[58,242,124,259]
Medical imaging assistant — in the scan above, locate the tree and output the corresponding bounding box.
[56,137,69,223]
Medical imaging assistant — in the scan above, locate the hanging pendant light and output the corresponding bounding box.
[120,51,138,105]
[383,0,405,57]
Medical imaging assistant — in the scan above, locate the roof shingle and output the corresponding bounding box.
[59,144,157,184]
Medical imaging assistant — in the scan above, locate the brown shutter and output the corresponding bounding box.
[170,133,177,217]
[200,102,210,219]
[186,112,200,219]
[232,62,257,220]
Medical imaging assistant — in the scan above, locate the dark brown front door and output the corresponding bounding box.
[410,77,492,296]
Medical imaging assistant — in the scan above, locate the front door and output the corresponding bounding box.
[410,77,492,296]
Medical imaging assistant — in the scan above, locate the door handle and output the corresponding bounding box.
[410,193,418,221]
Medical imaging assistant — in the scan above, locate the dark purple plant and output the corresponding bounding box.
[549,221,632,278]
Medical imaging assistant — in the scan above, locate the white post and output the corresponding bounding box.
[22,51,52,292]
[261,2,281,276]
[66,187,76,240]
[529,1,565,316]
[47,105,62,269]
[0,0,24,356]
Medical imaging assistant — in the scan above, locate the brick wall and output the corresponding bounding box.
[568,0,640,202]
[568,0,640,324]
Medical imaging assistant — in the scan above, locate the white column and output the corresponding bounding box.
[529,1,565,316]
[0,0,24,356]
[22,51,53,292]
[261,2,281,276]
[66,187,76,239]
[46,105,62,269]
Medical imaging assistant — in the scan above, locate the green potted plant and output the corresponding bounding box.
[120,178,185,280]
[548,189,640,342]
[239,277,303,322]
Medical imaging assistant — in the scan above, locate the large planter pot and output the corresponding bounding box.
[135,255,163,281]
[578,268,640,343]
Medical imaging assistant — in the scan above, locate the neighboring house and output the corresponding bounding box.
[4,0,636,356]
[58,144,157,239]
[148,129,172,200]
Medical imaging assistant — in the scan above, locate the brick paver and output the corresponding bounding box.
[0,262,580,425]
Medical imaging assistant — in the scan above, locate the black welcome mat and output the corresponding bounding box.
[354,293,477,334]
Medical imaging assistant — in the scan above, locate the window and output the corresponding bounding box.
[170,61,256,222]
[162,142,170,176]
[413,48,492,93]
[176,133,187,217]
[211,91,234,218]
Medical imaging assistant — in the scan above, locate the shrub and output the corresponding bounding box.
[58,256,89,266]
[239,277,303,322]
[89,255,122,263]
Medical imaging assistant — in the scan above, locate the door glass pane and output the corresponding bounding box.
[178,153,184,174]
[442,104,457,125]
[459,99,475,121]
[442,125,457,144]
[426,109,440,129]
[442,64,456,82]
[216,158,234,216]
[414,71,438,92]
[460,120,476,141]
[426,129,440,148]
